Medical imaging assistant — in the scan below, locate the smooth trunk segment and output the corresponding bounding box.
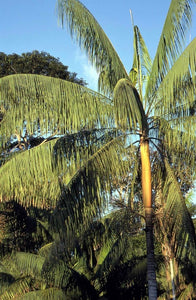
[140,138,152,208]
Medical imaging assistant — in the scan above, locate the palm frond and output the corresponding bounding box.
[146,0,196,103]
[178,282,196,299]
[130,25,152,102]
[49,133,133,239]
[113,78,147,132]
[159,116,196,171]
[0,129,123,208]
[162,159,196,261]
[19,288,66,300]
[152,38,196,115]
[0,74,113,145]
[38,242,54,258]
[163,115,196,145]
[10,252,45,278]
[57,0,128,95]
[0,278,31,300]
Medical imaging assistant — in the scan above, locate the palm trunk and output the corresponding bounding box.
[169,258,176,300]
[140,137,157,299]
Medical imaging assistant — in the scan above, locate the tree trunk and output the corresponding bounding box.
[169,258,176,300]
[140,138,157,299]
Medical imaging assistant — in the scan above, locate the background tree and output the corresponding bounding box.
[0,50,86,85]
[0,0,196,299]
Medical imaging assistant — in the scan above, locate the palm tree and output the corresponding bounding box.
[0,0,196,298]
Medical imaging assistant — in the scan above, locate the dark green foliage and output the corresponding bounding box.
[0,201,34,255]
[0,50,86,85]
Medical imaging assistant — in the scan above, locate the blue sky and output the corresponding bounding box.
[1,0,196,91]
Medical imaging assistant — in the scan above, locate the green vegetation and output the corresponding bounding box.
[0,50,86,85]
[0,0,196,299]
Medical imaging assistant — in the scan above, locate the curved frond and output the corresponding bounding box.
[0,278,31,300]
[50,133,134,238]
[178,283,196,299]
[57,0,128,95]
[158,116,196,175]
[38,242,54,258]
[0,129,121,208]
[10,252,45,278]
[146,0,196,103]
[0,138,60,207]
[162,159,196,261]
[113,78,147,131]
[152,38,196,115]
[0,74,113,145]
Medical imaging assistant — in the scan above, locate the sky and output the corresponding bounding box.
[1,0,196,91]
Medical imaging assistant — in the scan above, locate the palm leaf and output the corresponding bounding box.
[49,134,133,238]
[38,242,54,258]
[0,129,122,208]
[57,0,128,95]
[0,74,113,145]
[113,78,147,131]
[178,283,196,299]
[162,159,196,261]
[160,115,196,148]
[145,0,196,103]
[130,24,152,102]
[19,288,66,300]
[152,38,196,115]
[0,278,31,300]
[11,252,45,278]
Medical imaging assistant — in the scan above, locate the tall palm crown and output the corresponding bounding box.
[0,0,196,298]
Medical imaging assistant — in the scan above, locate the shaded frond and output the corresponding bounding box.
[19,288,66,300]
[38,242,54,258]
[159,116,196,173]
[0,74,113,145]
[10,252,45,278]
[0,138,60,207]
[178,283,196,299]
[146,0,196,103]
[57,0,128,95]
[161,115,196,147]
[0,129,122,208]
[0,278,31,300]
[113,78,147,131]
[50,134,133,238]
[153,38,196,115]
[162,159,196,261]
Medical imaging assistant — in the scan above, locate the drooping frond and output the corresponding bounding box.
[0,278,31,300]
[0,129,128,209]
[145,0,196,104]
[178,283,196,299]
[162,159,196,261]
[113,78,147,132]
[38,242,54,258]
[19,288,66,300]
[0,74,113,145]
[0,138,60,208]
[152,38,196,116]
[129,25,152,102]
[10,252,45,278]
[57,0,128,95]
[158,116,196,176]
[161,115,196,147]
[49,133,134,238]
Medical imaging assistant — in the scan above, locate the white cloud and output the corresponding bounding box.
[75,50,99,91]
